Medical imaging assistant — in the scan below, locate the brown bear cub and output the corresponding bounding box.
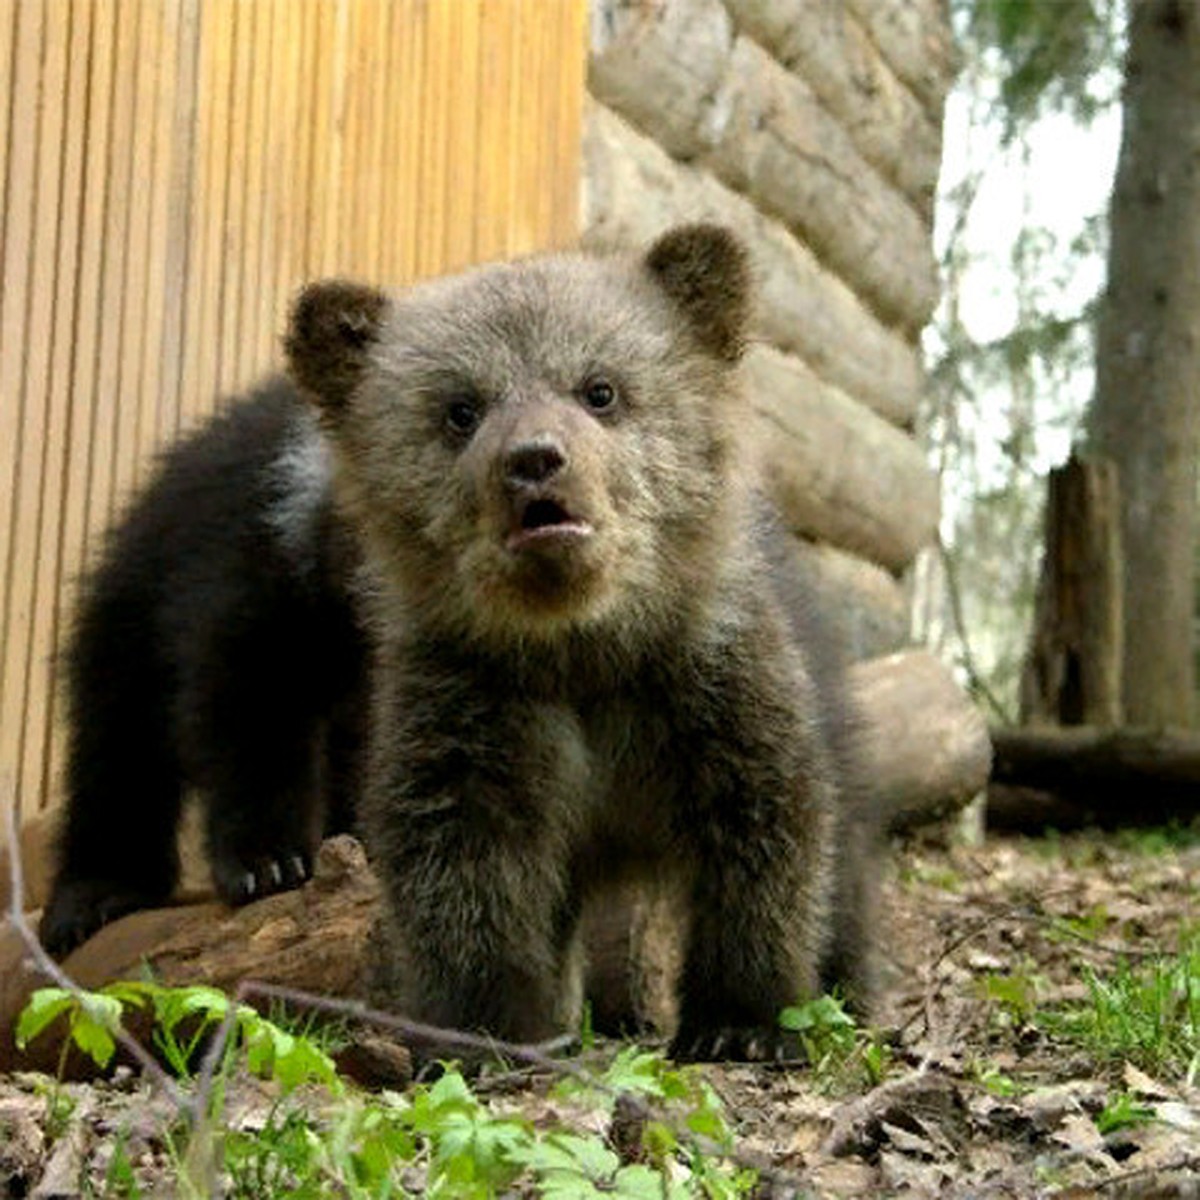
[286,224,875,1060]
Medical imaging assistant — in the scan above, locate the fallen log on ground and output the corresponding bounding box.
[989,726,1200,831]
[0,650,988,1073]
[851,649,991,833]
[0,837,381,1077]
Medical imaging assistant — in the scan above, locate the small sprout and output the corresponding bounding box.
[1095,1091,1155,1135]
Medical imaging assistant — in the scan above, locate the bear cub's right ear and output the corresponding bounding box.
[285,280,388,411]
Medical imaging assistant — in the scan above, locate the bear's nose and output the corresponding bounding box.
[505,438,567,486]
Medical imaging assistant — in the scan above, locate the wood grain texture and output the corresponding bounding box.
[583,102,924,428]
[1,0,586,827]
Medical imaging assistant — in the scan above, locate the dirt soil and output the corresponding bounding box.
[2,829,1199,1198]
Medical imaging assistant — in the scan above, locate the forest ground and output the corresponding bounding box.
[2,827,1199,1198]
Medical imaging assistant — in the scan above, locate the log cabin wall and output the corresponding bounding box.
[0,0,586,829]
[585,0,955,662]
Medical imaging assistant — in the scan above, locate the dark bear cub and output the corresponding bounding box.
[40,386,366,956]
[286,224,876,1059]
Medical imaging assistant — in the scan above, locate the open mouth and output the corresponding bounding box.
[506,497,593,551]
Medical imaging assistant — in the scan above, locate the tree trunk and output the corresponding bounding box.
[1019,453,1123,726]
[1089,0,1200,728]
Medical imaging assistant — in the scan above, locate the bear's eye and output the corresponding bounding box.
[581,378,618,414]
[444,395,481,438]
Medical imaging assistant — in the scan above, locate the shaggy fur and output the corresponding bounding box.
[288,225,877,1059]
[40,384,367,957]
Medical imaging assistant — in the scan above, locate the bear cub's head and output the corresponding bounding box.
[285,225,752,645]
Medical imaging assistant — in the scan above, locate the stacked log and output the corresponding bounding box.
[584,0,956,663]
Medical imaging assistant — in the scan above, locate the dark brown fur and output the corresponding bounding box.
[287,225,875,1059]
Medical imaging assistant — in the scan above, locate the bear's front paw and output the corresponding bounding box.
[669,1024,804,1064]
[210,845,312,906]
[40,879,164,958]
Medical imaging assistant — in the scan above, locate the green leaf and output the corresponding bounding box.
[149,984,230,1044]
[101,980,159,1010]
[612,1163,684,1199]
[515,1132,619,1180]
[601,1047,669,1098]
[428,1068,477,1110]
[70,1013,117,1067]
[15,988,75,1049]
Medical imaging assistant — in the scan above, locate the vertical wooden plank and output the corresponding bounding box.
[183,0,234,426]
[392,0,423,283]
[0,0,19,258]
[0,0,43,638]
[339,0,362,276]
[217,0,251,398]
[0,0,47,819]
[361,0,389,281]
[325,0,350,278]
[271,0,306,343]
[88,0,140,530]
[39,0,96,812]
[354,0,385,279]
[13,0,72,815]
[134,0,182,473]
[475,0,510,263]
[444,0,481,272]
[157,0,200,443]
[376,0,405,283]
[302,0,332,281]
[551,0,584,249]
[418,1,450,279]
[242,0,276,379]
[111,0,157,508]
[290,0,313,292]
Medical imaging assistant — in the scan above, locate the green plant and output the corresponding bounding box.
[100,1130,143,1198]
[1094,1091,1155,1136]
[969,1060,1020,1098]
[979,971,1039,1025]
[1042,934,1200,1079]
[30,1074,77,1144]
[778,993,891,1090]
[16,984,760,1197]
[1113,822,1200,856]
[17,982,339,1092]
[1047,904,1111,945]
[898,861,964,891]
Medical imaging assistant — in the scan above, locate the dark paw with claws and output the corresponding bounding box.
[210,845,313,906]
[669,1024,806,1065]
[40,879,169,959]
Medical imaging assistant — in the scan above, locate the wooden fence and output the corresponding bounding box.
[0,0,586,828]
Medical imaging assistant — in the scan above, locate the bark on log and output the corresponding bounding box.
[583,102,924,427]
[990,726,1200,827]
[0,654,988,1071]
[703,37,938,335]
[843,0,958,121]
[0,836,381,1076]
[985,784,1099,833]
[589,5,939,334]
[723,0,942,218]
[746,345,939,573]
[0,807,56,915]
[1019,454,1123,726]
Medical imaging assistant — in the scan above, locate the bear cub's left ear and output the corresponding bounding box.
[285,279,389,411]
[643,224,752,364]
